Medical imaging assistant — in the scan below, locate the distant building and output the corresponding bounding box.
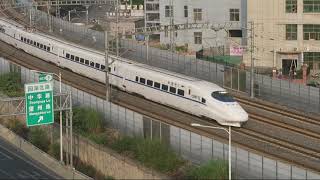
[244,0,320,75]
[145,0,160,27]
[157,0,247,55]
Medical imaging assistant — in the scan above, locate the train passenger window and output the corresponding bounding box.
[85,60,89,65]
[43,45,47,50]
[47,47,50,51]
[66,53,70,58]
[30,40,33,44]
[40,44,43,49]
[101,65,105,70]
[189,89,191,95]
[147,80,153,86]
[95,63,100,69]
[23,38,26,42]
[71,55,74,60]
[161,84,168,91]
[75,56,79,62]
[37,42,39,47]
[178,89,184,96]
[154,82,160,89]
[139,78,145,84]
[135,76,139,82]
[90,62,94,67]
[27,39,29,43]
[20,37,23,41]
[33,41,36,46]
[80,58,84,63]
[169,87,176,94]
[202,98,206,103]
[108,67,111,72]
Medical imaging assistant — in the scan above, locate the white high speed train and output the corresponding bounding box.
[0,18,248,127]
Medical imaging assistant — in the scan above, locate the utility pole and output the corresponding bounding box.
[47,1,52,32]
[169,0,174,52]
[105,31,110,101]
[144,0,149,63]
[250,21,255,98]
[116,0,119,57]
[56,0,60,18]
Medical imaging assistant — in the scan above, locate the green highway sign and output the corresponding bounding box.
[39,73,53,82]
[25,82,54,127]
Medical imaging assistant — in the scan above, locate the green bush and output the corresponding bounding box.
[29,127,50,152]
[111,136,139,153]
[112,137,185,173]
[74,157,110,180]
[0,72,24,97]
[90,24,104,32]
[6,119,29,139]
[186,160,228,179]
[48,143,60,160]
[73,107,104,133]
[86,132,108,145]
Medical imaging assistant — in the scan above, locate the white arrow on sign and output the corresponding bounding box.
[37,116,44,123]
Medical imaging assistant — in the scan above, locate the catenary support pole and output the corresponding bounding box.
[250,21,255,98]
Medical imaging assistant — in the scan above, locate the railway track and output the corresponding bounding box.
[1,7,320,172]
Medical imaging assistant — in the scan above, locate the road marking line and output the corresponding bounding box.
[0,169,15,179]
[0,149,13,160]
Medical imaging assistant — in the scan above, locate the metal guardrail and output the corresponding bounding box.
[0,0,114,9]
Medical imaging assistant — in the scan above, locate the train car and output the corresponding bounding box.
[0,18,248,127]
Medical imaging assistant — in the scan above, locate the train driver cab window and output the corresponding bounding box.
[66,53,70,59]
[90,61,95,67]
[85,60,89,65]
[140,78,146,84]
[135,76,139,82]
[80,58,84,63]
[211,91,235,102]
[202,98,206,103]
[147,80,153,86]
[161,84,168,91]
[75,56,79,62]
[71,55,75,60]
[169,87,176,94]
[154,82,161,89]
[178,89,184,96]
[108,67,111,72]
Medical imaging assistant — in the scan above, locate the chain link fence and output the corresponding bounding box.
[1,57,319,179]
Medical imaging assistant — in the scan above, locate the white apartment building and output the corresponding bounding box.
[145,0,160,27]
[245,0,320,75]
[158,0,247,54]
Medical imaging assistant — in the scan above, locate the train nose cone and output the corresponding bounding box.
[229,106,249,123]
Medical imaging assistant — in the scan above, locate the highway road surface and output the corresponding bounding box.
[0,137,61,179]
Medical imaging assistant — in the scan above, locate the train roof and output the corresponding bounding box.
[0,18,225,91]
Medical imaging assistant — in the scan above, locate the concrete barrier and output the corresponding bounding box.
[0,124,91,180]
